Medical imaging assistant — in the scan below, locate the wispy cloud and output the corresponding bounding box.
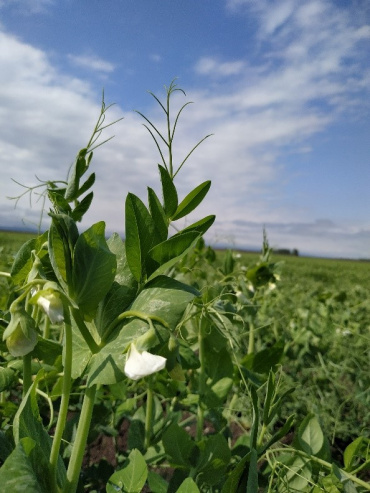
[0,0,54,14]
[67,53,115,74]
[194,57,246,77]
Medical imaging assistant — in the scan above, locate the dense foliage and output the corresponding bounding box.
[0,83,369,492]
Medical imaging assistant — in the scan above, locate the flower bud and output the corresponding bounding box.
[3,306,38,357]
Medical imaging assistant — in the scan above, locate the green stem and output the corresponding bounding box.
[49,322,73,492]
[166,88,172,177]
[248,318,255,355]
[22,353,32,397]
[144,381,154,450]
[43,317,51,339]
[196,318,206,441]
[63,385,97,493]
[257,423,268,449]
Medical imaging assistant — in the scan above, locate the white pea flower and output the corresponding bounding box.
[124,343,167,381]
[37,293,64,324]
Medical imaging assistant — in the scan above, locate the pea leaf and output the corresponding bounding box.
[125,193,156,282]
[64,149,87,201]
[146,231,199,280]
[106,449,147,493]
[175,215,215,237]
[148,187,168,242]
[159,165,178,218]
[172,181,211,221]
[72,221,116,319]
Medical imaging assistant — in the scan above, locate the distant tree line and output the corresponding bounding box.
[273,248,299,256]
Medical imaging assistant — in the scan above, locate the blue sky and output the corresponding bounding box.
[0,0,369,258]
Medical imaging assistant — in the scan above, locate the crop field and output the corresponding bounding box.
[1,228,369,491]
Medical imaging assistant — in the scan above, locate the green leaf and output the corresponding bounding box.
[11,232,48,285]
[48,189,72,215]
[148,187,168,242]
[177,477,200,492]
[64,149,87,201]
[162,422,196,467]
[48,213,79,290]
[221,452,251,493]
[0,437,52,493]
[282,455,312,491]
[70,318,93,379]
[32,337,63,366]
[86,276,198,387]
[130,276,198,329]
[94,233,138,338]
[159,164,178,218]
[258,414,295,455]
[147,231,199,279]
[71,191,94,221]
[107,232,139,288]
[12,372,66,487]
[176,215,215,237]
[76,172,95,198]
[72,221,116,319]
[344,437,367,471]
[204,344,233,382]
[263,371,276,425]
[178,340,200,369]
[172,181,211,221]
[149,232,199,265]
[246,448,258,493]
[125,193,156,282]
[250,386,259,450]
[196,434,231,487]
[298,414,324,456]
[147,471,169,493]
[0,367,16,392]
[0,431,13,463]
[106,449,148,493]
[242,342,284,374]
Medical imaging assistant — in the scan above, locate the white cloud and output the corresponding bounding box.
[194,57,246,76]
[67,53,116,74]
[0,0,54,14]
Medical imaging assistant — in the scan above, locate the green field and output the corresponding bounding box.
[1,229,369,489]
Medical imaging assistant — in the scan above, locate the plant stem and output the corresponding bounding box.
[248,318,255,355]
[49,321,73,492]
[166,88,173,177]
[257,423,268,449]
[22,353,32,397]
[144,381,154,450]
[43,317,51,339]
[63,385,97,493]
[196,317,206,441]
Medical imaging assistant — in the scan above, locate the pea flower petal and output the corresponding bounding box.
[124,343,166,381]
[37,293,64,324]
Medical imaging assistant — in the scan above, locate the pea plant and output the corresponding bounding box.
[0,82,369,493]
